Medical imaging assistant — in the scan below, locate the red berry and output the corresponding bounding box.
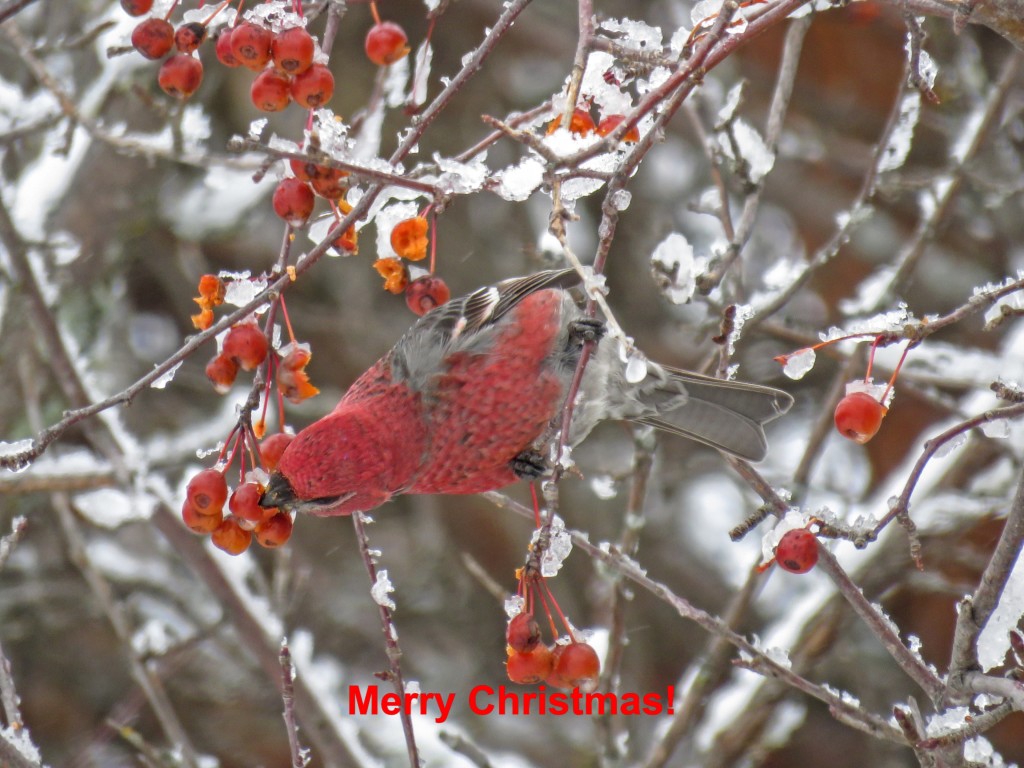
[547,642,600,691]
[158,54,204,99]
[230,22,273,71]
[834,391,887,444]
[205,353,238,394]
[229,481,275,525]
[215,28,242,67]
[290,64,334,108]
[506,645,554,685]
[255,512,293,548]
[182,498,222,534]
[260,432,295,472]
[775,528,819,574]
[186,468,228,514]
[272,178,315,225]
[250,68,292,112]
[405,276,450,316]
[289,157,316,182]
[272,27,315,74]
[174,22,207,54]
[212,518,252,555]
[506,612,542,654]
[120,0,153,16]
[131,17,174,60]
[364,21,410,66]
[309,167,347,200]
[222,323,269,371]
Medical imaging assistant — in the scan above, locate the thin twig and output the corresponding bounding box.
[351,512,420,768]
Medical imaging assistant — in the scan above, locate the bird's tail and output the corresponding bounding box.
[631,366,793,462]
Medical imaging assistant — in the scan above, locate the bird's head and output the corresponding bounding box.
[257,409,398,517]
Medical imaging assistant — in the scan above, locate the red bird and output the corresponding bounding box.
[260,269,792,515]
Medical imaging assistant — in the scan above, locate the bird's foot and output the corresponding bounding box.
[510,449,549,480]
[567,318,606,346]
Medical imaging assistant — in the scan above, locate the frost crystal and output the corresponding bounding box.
[248,118,269,141]
[221,272,269,307]
[504,594,526,618]
[981,419,1009,439]
[977,542,1024,670]
[610,189,632,211]
[878,93,920,173]
[691,0,724,26]
[589,474,618,500]
[150,361,182,390]
[532,516,573,577]
[625,349,649,384]
[782,347,816,380]
[435,153,488,194]
[371,570,396,611]
[599,18,663,52]
[723,120,774,183]
[650,232,696,304]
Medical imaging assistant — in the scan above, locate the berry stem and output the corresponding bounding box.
[880,341,914,404]
[864,334,883,382]
[540,575,575,638]
[369,0,382,26]
[162,0,181,22]
[278,295,298,345]
[200,0,233,26]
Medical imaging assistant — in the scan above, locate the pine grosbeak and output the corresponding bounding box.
[260,269,792,515]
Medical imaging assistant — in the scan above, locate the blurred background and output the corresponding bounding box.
[1,0,1023,765]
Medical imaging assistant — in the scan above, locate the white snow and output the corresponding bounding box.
[650,232,697,304]
[878,93,920,173]
[782,347,816,380]
[371,569,397,611]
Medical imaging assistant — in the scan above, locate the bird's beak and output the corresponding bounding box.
[260,472,297,510]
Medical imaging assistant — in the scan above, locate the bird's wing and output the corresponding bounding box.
[390,269,580,383]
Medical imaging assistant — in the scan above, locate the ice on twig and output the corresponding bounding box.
[150,361,182,390]
[370,570,396,611]
[504,595,526,618]
[650,232,696,304]
[532,515,573,577]
[781,348,816,380]
[878,93,920,173]
[494,156,545,201]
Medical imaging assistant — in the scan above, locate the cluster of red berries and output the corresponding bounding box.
[125,0,210,99]
[206,321,268,393]
[182,448,294,555]
[546,106,641,143]
[505,612,601,691]
[127,0,412,102]
[218,22,335,113]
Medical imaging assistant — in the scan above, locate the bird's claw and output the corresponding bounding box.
[568,318,605,346]
[510,449,549,480]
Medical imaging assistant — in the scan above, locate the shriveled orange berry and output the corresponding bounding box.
[373,258,408,294]
[196,274,226,308]
[390,216,429,261]
[191,307,214,330]
[596,114,640,142]
[546,108,596,136]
